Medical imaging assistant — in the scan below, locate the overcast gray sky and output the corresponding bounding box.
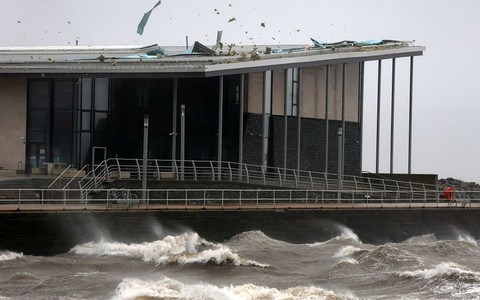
[1,0,479,183]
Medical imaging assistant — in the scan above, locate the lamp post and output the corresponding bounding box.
[337,127,343,202]
[180,105,185,180]
[142,114,149,201]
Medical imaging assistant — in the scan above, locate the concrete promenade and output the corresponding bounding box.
[0,201,476,212]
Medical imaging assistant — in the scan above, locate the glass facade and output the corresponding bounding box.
[26,75,242,172]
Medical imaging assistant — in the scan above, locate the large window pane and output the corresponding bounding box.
[82,112,91,131]
[54,80,73,109]
[95,78,109,111]
[29,110,49,131]
[82,78,92,110]
[29,81,50,109]
[53,110,73,131]
[94,112,108,132]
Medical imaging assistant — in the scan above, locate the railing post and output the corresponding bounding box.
[134,159,140,179]
[155,159,160,180]
[228,161,232,182]
[324,173,329,190]
[210,161,215,181]
[17,190,21,210]
[41,189,44,210]
[309,171,313,190]
[245,164,250,183]
[115,157,121,179]
[222,190,224,209]
[256,190,259,208]
[173,160,179,180]
[203,190,206,209]
[261,165,266,185]
[185,190,188,210]
[294,169,298,188]
[146,189,149,209]
[192,161,197,181]
[166,190,169,209]
[278,168,282,187]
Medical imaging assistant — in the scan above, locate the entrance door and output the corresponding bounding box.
[28,143,47,172]
[92,146,107,170]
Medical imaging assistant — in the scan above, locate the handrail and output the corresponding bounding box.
[47,165,74,189]
[62,164,90,189]
[0,187,477,211]
[76,158,439,200]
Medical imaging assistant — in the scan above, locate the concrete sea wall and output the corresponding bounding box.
[1,209,480,256]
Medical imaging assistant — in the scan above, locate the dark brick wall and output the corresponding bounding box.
[243,113,361,175]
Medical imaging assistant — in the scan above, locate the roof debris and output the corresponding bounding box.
[137,0,162,35]
[228,17,236,23]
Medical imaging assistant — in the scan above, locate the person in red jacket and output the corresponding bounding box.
[444,186,455,207]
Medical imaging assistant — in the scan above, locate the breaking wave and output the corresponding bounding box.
[398,262,480,281]
[0,251,23,262]
[70,232,267,267]
[355,244,421,270]
[112,277,357,300]
[334,245,363,258]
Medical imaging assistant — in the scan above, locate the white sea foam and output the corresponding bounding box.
[70,232,267,267]
[398,262,480,280]
[338,257,359,265]
[457,233,478,246]
[402,233,438,245]
[336,225,362,244]
[0,251,23,262]
[307,225,362,247]
[112,277,357,300]
[334,245,362,258]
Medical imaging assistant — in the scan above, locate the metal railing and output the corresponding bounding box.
[0,188,477,211]
[77,158,438,200]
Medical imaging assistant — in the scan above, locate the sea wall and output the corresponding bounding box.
[1,209,479,256]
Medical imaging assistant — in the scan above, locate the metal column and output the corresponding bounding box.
[239,74,244,166]
[180,105,185,180]
[142,114,149,201]
[171,78,178,162]
[390,58,396,174]
[283,69,289,171]
[296,69,302,171]
[341,63,346,176]
[325,65,330,173]
[376,60,382,173]
[408,56,414,174]
[218,76,224,180]
[358,62,365,174]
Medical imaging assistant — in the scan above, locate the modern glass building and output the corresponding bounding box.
[0,41,424,176]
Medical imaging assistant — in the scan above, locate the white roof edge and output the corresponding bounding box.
[0,44,160,54]
[205,46,425,74]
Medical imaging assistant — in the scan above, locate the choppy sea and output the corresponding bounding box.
[1,224,480,299]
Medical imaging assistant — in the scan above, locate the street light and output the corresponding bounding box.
[180,105,185,180]
[142,114,149,201]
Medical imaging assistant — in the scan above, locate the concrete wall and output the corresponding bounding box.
[0,78,27,170]
[2,209,480,256]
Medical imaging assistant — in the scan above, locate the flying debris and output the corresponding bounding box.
[137,0,162,35]
[261,22,265,27]
[228,17,236,23]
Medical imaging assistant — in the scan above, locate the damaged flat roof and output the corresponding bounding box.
[0,40,425,77]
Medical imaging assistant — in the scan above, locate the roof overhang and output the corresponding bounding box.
[0,44,425,78]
